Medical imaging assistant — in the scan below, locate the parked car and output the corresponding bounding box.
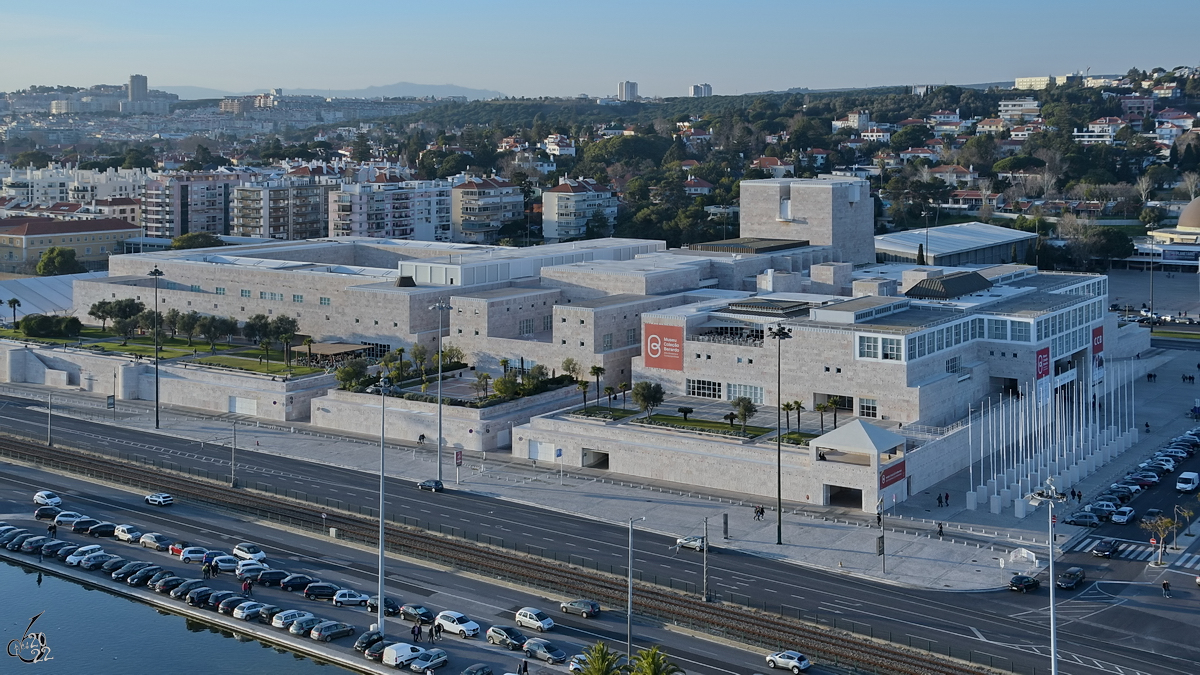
[675,535,706,551]
[271,610,314,629]
[39,540,71,557]
[71,518,100,534]
[144,493,173,506]
[367,595,400,616]
[169,541,191,556]
[100,557,130,573]
[1009,575,1040,593]
[1144,509,1165,522]
[382,643,426,668]
[139,533,172,551]
[280,574,319,592]
[207,590,239,611]
[364,640,389,661]
[79,553,119,570]
[436,610,480,638]
[143,570,175,588]
[1112,481,1143,494]
[218,595,250,615]
[354,630,384,653]
[766,650,813,673]
[6,534,37,551]
[1111,507,1137,524]
[53,512,86,527]
[416,479,444,492]
[1063,512,1101,527]
[303,582,341,600]
[87,522,118,538]
[256,570,291,587]
[55,545,80,562]
[233,542,266,562]
[289,616,325,636]
[409,648,450,671]
[1056,567,1086,590]
[333,589,370,607]
[111,561,153,581]
[0,528,29,546]
[232,601,267,620]
[171,580,209,599]
[127,566,164,586]
[486,626,528,650]
[19,536,49,553]
[156,577,189,595]
[114,525,143,543]
[235,561,270,581]
[311,621,355,642]
[560,599,600,618]
[460,664,493,675]
[65,544,104,565]
[185,587,215,606]
[34,506,62,520]
[179,547,208,563]
[524,638,566,664]
[201,550,229,566]
[400,604,435,624]
[515,607,554,632]
[1092,538,1118,558]
[209,556,240,573]
[258,605,285,624]
[34,490,62,507]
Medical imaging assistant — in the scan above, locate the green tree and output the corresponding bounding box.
[604,385,616,409]
[915,243,926,266]
[7,298,21,326]
[731,396,758,432]
[629,646,683,675]
[590,365,606,407]
[162,308,181,338]
[12,150,52,168]
[242,313,271,344]
[335,358,370,391]
[577,380,591,408]
[112,316,138,345]
[561,357,582,382]
[410,344,429,374]
[303,336,314,364]
[618,381,629,409]
[269,314,299,364]
[677,406,694,421]
[260,339,272,367]
[631,381,664,418]
[829,395,843,428]
[19,314,55,337]
[351,133,372,162]
[493,373,520,398]
[109,298,145,322]
[177,310,200,346]
[171,232,225,250]
[579,641,628,675]
[1139,206,1165,229]
[36,247,87,276]
[781,401,795,432]
[815,401,833,433]
[473,372,492,400]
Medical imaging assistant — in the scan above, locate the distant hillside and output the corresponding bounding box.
[160,81,502,101]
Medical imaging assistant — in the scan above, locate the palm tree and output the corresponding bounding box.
[781,401,795,432]
[829,395,843,429]
[259,339,271,369]
[603,385,615,410]
[815,402,833,433]
[590,365,606,408]
[499,358,510,376]
[577,380,590,410]
[302,337,314,365]
[474,371,492,399]
[618,381,629,409]
[578,641,627,675]
[7,297,20,326]
[629,646,683,675]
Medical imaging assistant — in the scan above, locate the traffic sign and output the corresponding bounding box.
[454,450,462,467]
[1051,515,1057,524]
[1151,538,1157,546]
[555,448,563,458]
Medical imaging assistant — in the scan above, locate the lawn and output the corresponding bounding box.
[647,413,773,436]
[1151,330,1200,340]
[123,335,235,352]
[780,431,819,445]
[99,343,192,359]
[574,406,639,420]
[0,326,115,344]
[194,355,323,376]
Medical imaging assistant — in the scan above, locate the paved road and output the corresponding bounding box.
[1150,337,1200,352]
[2,395,1198,675]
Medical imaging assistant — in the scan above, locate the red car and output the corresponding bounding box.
[169,541,191,556]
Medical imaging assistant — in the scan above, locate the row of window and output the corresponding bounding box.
[213,287,330,305]
[684,379,764,404]
[858,336,904,360]
[1035,300,1103,342]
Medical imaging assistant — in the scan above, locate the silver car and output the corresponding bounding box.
[766,650,812,673]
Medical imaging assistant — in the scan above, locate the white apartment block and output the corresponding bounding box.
[690,83,713,97]
[231,176,336,240]
[998,97,1041,122]
[541,178,618,242]
[450,176,523,244]
[617,81,638,101]
[0,165,152,205]
[329,181,451,241]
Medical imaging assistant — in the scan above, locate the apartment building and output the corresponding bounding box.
[450,176,523,244]
[91,197,139,224]
[329,180,451,241]
[0,165,151,205]
[617,81,638,101]
[231,176,336,240]
[541,178,618,242]
[139,171,255,238]
[690,83,713,97]
[998,97,1041,123]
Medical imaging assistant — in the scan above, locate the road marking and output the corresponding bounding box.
[587,548,600,552]
[970,626,985,640]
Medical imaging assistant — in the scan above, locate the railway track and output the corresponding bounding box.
[0,434,1003,675]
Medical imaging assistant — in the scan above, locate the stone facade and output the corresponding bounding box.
[739,178,875,265]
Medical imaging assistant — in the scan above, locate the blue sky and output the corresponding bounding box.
[5,1,1196,98]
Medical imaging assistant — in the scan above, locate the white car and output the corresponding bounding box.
[333,589,370,607]
[144,493,174,506]
[766,650,812,673]
[54,511,86,527]
[676,535,706,551]
[515,607,555,632]
[271,610,314,629]
[34,491,62,507]
[233,542,266,562]
[435,611,480,638]
[382,643,426,667]
[179,546,209,563]
[65,544,104,565]
[210,555,240,572]
[235,559,270,574]
[1111,507,1137,524]
[115,525,143,543]
[232,601,267,620]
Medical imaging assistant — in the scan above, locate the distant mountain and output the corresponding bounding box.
[159,82,502,101]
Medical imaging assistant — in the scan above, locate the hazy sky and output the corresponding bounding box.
[5,0,1195,98]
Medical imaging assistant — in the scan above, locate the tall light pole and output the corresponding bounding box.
[767,324,792,546]
[377,376,389,639]
[626,515,645,662]
[1026,479,1067,675]
[429,301,452,482]
[148,266,164,429]
[46,392,52,447]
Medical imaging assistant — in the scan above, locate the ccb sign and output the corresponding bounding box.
[644,324,684,371]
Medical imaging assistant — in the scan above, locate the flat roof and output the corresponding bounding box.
[874,222,1037,256]
[824,296,906,312]
[976,290,1087,317]
[569,293,654,309]
[689,238,811,254]
[452,286,557,301]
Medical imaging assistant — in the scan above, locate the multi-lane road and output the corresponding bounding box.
[2,392,1199,675]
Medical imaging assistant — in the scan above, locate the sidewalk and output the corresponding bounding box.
[3,347,1197,592]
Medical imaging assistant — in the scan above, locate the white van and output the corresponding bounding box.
[1176,471,1199,493]
[382,643,425,667]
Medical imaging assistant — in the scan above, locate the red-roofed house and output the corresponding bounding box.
[976,118,1007,134]
[0,217,141,273]
[899,147,938,162]
[683,177,714,196]
[929,165,978,186]
[91,197,139,225]
[948,190,1004,209]
[750,156,794,178]
[861,127,892,143]
[927,109,960,124]
[1152,84,1181,100]
[542,134,576,157]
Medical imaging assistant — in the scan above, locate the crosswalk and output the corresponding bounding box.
[1069,536,1200,569]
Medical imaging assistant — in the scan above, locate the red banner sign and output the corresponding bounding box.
[879,461,906,489]
[1035,347,1051,380]
[643,324,684,371]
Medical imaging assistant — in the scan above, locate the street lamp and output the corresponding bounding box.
[1026,479,1067,675]
[429,301,453,482]
[148,266,164,429]
[767,323,792,546]
[377,376,389,640]
[626,516,645,662]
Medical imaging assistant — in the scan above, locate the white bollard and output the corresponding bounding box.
[1013,499,1027,519]
[966,491,978,511]
[989,494,1002,514]
[1000,488,1012,509]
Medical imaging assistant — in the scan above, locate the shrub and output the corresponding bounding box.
[19,314,56,337]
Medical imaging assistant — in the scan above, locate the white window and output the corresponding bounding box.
[1011,322,1030,342]
[858,336,880,359]
[882,338,902,361]
[319,297,331,306]
[988,319,1008,341]
[543,315,552,331]
[293,294,303,303]
[946,356,961,373]
[859,398,878,418]
[726,383,764,404]
[519,318,534,335]
[602,333,613,350]
[626,327,636,346]
[215,287,226,296]
[686,379,722,399]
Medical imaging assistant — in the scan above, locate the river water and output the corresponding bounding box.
[1,559,346,673]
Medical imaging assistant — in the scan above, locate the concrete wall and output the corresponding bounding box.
[739,179,875,265]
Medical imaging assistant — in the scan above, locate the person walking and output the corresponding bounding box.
[944,492,950,507]
[936,494,943,507]
[202,563,211,580]
[246,579,254,597]
[518,659,529,675]
[1163,580,1172,598]
[937,523,944,539]
[47,523,57,538]
[433,621,442,642]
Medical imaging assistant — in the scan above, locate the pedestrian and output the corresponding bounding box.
[246,579,254,597]
[1077,491,1083,504]
[519,659,529,675]
[944,492,950,507]
[433,621,442,641]
[411,623,420,642]
[937,523,944,539]
[1146,422,1151,433]
[202,563,210,580]
[1163,580,1172,598]
[876,512,882,526]
[47,523,56,537]
[241,580,249,597]
[936,494,943,507]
